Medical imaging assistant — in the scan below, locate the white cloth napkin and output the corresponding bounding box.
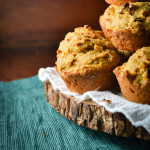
[38,67,150,133]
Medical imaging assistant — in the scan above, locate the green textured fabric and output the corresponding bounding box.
[0,76,150,150]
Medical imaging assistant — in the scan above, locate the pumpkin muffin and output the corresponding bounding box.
[105,0,150,6]
[100,2,150,51]
[55,25,120,94]
[114,47,150,104]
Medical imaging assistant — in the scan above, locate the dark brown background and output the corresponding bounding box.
[0,0,108,81]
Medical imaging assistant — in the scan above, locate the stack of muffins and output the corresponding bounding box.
[55,0,150,105]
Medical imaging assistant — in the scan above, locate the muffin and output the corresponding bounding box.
[55,25,120,94]
[100,2,150,51]
[114,47,150,104]
[105,0,150,6]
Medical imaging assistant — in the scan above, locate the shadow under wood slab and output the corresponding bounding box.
[44,82,150,140]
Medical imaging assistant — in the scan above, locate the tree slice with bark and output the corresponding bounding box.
[44,82,150,140]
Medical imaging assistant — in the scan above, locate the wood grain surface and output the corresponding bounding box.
[44,82,150,140]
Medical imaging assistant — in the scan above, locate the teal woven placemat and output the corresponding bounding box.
[0,76,150,150]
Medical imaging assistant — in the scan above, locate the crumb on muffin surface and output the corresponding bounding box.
[56,25,120,75]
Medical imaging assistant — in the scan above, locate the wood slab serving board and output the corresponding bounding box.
[44,82,150,140]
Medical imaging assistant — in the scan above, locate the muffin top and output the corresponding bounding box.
[100,2,150,33]
[120,47,150,87]
[56,25,120,76]
[105,0,150,6]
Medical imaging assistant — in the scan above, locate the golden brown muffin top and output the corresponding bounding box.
[56,25,120,75]
[120,47,150,87]
[100,2,150,33]
[105,0,150,6]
